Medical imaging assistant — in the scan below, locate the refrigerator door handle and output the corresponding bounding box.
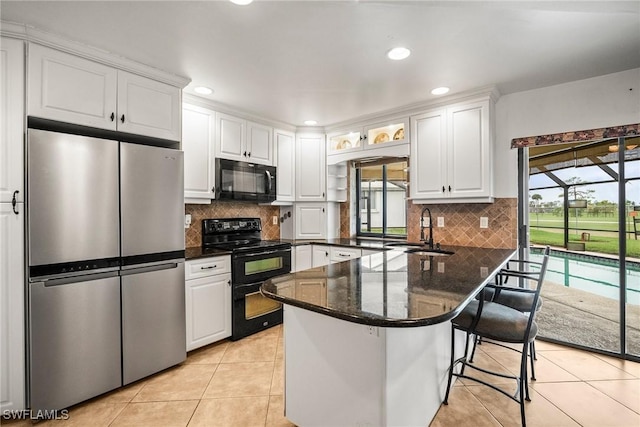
[41,270,120,287]
[120,261,183,276]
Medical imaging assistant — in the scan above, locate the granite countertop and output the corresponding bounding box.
[261,245,516,328]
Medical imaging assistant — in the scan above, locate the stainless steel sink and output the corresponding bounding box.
[384,242,424,248]
[404,248,454,256]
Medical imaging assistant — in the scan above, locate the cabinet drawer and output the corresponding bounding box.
[330,246,362,263]
[185,256,231,280]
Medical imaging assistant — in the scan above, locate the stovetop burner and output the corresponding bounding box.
[201,218,290,253]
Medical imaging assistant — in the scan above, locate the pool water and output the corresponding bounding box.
[530,248,640,305]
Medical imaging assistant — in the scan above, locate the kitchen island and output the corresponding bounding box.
[261,245,516,427]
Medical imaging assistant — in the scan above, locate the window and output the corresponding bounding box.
[356,159,408,237]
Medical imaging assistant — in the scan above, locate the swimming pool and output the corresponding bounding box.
[530,248,640,305]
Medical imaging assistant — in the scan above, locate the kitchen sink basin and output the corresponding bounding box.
[404,248,454,256]
[384,242,425,248]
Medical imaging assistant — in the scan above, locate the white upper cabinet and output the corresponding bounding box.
[215,112,273,165]
[1,37,25,204]
[182,103,216,203]
[274,129,295,203]
[116,71,181,140]
[410,98,493,203]
[28,44,181,141]
[295,133,326,201]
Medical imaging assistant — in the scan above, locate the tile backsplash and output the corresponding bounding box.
[185,201,281,248]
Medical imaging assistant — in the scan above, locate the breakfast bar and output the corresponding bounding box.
[261,245,516,427]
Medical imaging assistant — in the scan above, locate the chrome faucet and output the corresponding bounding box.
[420,206,434,250]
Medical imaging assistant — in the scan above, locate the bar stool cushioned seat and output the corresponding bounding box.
[453,300,538,343]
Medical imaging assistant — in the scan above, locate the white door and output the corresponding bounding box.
[27,43,117,130]
[312,246,330,268]
[183,104,216,202]
[216,112,245,161]
[275,129,295,202]
[295,203,326,239]
[410,109,447,199]
[117,71,181,141]
[0,203,25,411]
[294,245,312,272]
[296,134,326,201]
[1,37,24,203]
[448,101,491,198]
[246,121,272,165]
[186,273,232,351]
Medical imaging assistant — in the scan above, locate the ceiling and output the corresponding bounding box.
[2,1,639,127]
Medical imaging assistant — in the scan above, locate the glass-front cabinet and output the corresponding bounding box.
[327,117,409,164]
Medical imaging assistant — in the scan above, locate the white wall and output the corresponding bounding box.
[494,68,640,198]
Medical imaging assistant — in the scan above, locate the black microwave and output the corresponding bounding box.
[215,158,277,203]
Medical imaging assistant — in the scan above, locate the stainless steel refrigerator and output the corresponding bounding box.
[27,128,185,411]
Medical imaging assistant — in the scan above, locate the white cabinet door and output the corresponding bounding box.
[28,43,117,131]
[246,121,273,165]
[117,71,181,141]
[216,112,245,161]
[296,133,326,201]
[275,129,295,202]
[448,101,491,199]
[1,37,24,204]
[329,246,362,263]
[312,245,330,268]
[183,104,216,203]
[185,272,232,351]
[0,203,25,411]
[294,245,312,272]
[295,203,327,239]
[410,109,447,199]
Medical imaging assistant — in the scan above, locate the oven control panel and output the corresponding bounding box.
[203,218,262,235]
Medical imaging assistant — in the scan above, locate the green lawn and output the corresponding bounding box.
[530,228,640,258]
[528,211,635,232]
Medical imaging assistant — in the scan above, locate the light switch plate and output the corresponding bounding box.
[480,217,489,229]
[437,217,444,227]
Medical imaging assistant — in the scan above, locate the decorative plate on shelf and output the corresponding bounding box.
[393,128,405,140]
[374,133,389,144]
[336,139,352,150]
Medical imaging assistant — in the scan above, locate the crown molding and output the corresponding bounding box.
[325,85,501,133]
[1,20,190,88]
[183,93,296,132]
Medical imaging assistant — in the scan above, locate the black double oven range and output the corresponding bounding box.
[202,218,291,340]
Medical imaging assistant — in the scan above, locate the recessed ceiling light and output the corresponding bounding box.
[304,120,318,126]
[194,86,213,95]
[230,0,253,5]
[431,87,450,95]
[387,47,411,61]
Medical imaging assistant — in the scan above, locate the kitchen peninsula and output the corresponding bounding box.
[261,245,515,427]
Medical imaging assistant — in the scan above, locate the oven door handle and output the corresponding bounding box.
[235,248,291,259]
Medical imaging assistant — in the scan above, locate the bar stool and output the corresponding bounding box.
[443,246,550,427]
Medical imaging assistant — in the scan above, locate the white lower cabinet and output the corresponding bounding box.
[312,245,331,268]
[185,256,231,351]
[293,245,312,272]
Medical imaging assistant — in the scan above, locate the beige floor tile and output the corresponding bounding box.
[188,396,269,427]
[431,386,501,427]
[592,353,640,378]
[185,340,230,365]
[458,350,518,387]
[540,349,635,381]
[247,325,281,341]
[270,358,284,395]
[488,350,581,383]
[37,402,127,427]
[534,340,572,351]
[474,339,522,353]
[133,364,217,402]
[534,382,640,427]
[221,335,278,363]
[467,385,580,427]
[266,395,295,427]
[203,361,274,398]
[111,400,198,427]
[588,379,640,413]
[276,336,284,359]
[96,380,146,404]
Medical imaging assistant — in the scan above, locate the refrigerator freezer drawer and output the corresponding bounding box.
[29,274,122,411]
[122,262,186,384]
